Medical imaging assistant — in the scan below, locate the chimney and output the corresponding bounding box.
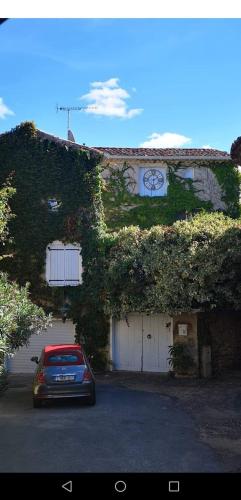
[68,129,75,142]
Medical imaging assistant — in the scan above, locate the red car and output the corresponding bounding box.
[31,344,96,408]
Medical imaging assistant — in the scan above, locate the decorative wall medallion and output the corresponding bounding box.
[143,169,164,191]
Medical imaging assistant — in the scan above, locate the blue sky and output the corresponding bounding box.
[1,18,241,151]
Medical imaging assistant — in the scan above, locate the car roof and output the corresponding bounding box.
[43,344,82,354]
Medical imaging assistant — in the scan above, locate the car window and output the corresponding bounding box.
[45,352,84,365]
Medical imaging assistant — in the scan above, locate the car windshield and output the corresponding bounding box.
[45,352,84,365]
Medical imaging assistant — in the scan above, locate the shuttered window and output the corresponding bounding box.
[46,242,82,286]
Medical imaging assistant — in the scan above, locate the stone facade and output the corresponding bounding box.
[172,312,199,375]
[193,165,226,210]
[102,158,226,211]
[172,311,241,377]
[197,312,241,375]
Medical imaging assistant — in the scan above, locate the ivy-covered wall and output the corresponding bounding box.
[102,160,240,231]
[210,162,240,217]
[0,122,240,369]
[0,122,109,368]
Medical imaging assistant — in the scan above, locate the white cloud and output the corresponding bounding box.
[80,78,143,119]
[202,144,213,149]
[0,98,14,119]
[140,132,191,148]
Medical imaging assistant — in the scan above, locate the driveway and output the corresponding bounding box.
[0,375,224,473]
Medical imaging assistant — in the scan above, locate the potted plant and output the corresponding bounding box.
[168,343,195,377]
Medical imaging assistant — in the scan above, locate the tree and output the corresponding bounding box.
[0,185,50,382]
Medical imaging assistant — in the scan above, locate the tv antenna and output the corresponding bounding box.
[56,105,95,141]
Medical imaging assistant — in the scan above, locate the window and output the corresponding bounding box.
[46,241,82,286]
[139,167,167,197]
[45,353,84,365]
[180,167,194,180]
[47,198,62,212]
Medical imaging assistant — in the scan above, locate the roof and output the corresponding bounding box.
[44,344,82,353]
[5,126,230,162]
[36,130,101,156]
[94,147,230,161]
[36,130,230,160]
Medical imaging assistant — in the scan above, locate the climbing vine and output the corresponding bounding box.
[0,122,240,369]
[209,162,240,217]
[0,122,108,368]
[102,162,224,230]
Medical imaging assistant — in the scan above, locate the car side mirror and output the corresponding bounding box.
[31,356,39,364]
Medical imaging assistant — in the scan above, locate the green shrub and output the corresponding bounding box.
[168,344,195,374]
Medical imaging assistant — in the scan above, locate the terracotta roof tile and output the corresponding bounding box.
[93,147,230,160]
[35,130,231,161]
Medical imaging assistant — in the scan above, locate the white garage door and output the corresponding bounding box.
[7,320,76,373]
[112,314,172,372]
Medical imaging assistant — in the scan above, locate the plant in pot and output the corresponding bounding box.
[168,343,195,377]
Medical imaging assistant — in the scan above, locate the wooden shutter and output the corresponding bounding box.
[64,247,81,285]
[49,248,65,285]
[46,242,82,286]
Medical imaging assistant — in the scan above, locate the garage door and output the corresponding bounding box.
[112,314,172,372]
[7,320,76,373]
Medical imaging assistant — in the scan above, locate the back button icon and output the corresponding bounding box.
[62,481,73,493]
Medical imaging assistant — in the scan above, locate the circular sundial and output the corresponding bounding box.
[143,169,164,191]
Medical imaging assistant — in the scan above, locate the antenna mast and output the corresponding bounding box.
[56,105,95,141]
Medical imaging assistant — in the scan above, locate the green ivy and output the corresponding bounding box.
[210,162,240,217]
[0,122,108,369]
[0,123,240,369]
[102,163,214,230]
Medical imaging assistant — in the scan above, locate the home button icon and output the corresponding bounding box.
[169,480,180,493]
[114,480,127,493]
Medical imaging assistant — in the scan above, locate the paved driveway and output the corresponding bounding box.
[0,375,223,473]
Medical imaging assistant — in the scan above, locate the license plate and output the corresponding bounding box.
[54,375,75,382]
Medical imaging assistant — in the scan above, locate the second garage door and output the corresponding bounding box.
[7,320,76,373]
[112,313,173,372]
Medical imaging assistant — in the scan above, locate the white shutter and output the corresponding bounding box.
[46,242,82,286]
[49,248,65,285]
[139,167,167,197]
[64,247,81,285]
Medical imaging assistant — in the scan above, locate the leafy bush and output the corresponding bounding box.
[0,363,7,392]
[168,343,195,374]
[0,273,51,354]
[0,179,51,366]
[104,212,241,316]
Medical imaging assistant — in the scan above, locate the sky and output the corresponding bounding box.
[1,18,241,151]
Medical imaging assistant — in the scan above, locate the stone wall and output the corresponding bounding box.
[173,312,199,375]
[102,158,226,210]
[197,312,241,374]
[194,166,226,210]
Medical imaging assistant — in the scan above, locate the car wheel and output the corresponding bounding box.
[33,398,42,409]
[87,388,96,406]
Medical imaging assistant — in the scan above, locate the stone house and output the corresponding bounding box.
[99,145,228,210]
[2,125,240,376]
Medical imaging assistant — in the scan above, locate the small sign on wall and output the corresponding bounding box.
[178,324,188,336]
